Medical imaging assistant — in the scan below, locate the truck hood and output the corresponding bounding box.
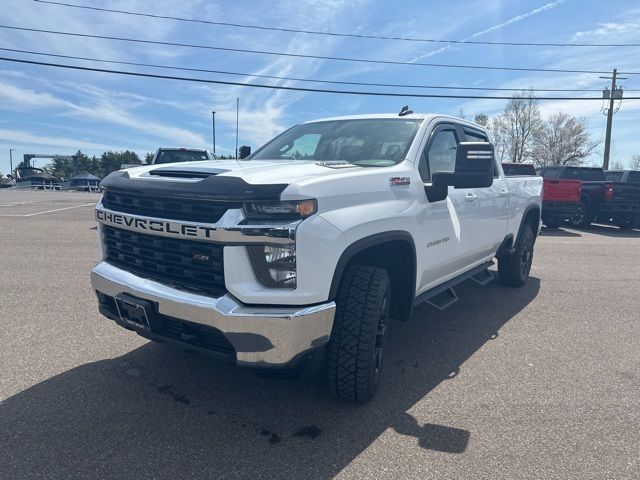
[101,159,366,201]
[134,159,361,185]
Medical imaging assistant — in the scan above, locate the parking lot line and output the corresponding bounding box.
[0,202,97,217]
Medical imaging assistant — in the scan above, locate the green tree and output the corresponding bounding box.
[99,150,141,177]
[144,152,154,164]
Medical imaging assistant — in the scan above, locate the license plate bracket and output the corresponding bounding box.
[115,293,153,329]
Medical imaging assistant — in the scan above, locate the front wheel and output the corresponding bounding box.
[498,224,534,287]
[327,265,390,403]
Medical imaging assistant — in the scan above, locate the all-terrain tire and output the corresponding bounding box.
[569,201,593,229]
[498,224,535,287]
[327,265,390,403]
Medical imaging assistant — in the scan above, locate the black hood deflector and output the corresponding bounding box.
[100,170,288,201]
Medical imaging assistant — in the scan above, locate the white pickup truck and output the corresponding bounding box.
[91,113,542,402]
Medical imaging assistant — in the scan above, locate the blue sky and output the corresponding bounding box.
[1,0,639,174]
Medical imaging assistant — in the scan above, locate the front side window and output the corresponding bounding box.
[420,128,458,181]
[250,119,421,167]
[626,171,640,183]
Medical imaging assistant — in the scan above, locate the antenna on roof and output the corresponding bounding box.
[398,105,413,116]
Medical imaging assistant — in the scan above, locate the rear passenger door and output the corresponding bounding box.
[416,123,479,290]
[463,127,510,256]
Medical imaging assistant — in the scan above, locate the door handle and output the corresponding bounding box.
[499,189,509,197]
[465,193,478,202]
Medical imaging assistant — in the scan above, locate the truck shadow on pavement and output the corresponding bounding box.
[585,223,640,238]
[1,276,540,480]
[539,227,582,237]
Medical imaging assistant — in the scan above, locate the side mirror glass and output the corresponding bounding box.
[432,142,494,188]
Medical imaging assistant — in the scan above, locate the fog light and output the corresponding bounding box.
[247,245,296,288]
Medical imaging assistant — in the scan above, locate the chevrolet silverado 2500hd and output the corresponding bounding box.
[91,114,542,402]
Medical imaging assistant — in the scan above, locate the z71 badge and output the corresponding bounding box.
[389,177,411,186]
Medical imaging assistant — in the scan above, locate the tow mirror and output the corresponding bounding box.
[432,142,495,189]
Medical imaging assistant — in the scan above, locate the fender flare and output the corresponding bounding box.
[328,230,417,301]
[498,204,541,256]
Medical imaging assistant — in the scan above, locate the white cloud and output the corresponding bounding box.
[573,22,640,40]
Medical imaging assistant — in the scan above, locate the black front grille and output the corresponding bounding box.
[102,190,240,224]
[103,226,225,296]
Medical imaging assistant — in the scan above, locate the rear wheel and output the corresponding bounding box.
[569,202,592,229]
[616,215,639,230]
[327,265,390,403]
[498,225,534,287]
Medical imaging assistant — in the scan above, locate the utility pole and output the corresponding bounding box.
[211,110,216,155]
[600,69,627,170]
[235,97,239,159]
[9,148,14,177]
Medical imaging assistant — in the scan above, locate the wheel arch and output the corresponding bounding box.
[500,204,540,255]
[329,231,417,321]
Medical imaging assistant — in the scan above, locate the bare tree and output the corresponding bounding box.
[456,108,467,120]
[532,112,599,166]
[489,116,509,162]
[500,90,542,163]
[631,154,640,170]
[610,160,625,170]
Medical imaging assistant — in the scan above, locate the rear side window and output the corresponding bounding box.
[541,168,557,179]
[463,129,488,142]
[628,171,640,183]
[560,167,605,181]
[605,171,624,182]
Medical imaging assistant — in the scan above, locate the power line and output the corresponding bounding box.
[0,24,632,75]
[33,0,640,48]
[3,56,640,100]
[4,47,637,93]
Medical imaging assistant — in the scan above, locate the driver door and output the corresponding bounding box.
[415,124,480,292]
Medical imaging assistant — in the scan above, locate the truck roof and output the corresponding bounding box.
[302,113,488,132]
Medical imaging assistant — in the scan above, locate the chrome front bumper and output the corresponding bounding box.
[91,262,335,367]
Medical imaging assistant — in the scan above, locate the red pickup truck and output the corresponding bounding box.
[502,163,580,228]
[540,178,582,228]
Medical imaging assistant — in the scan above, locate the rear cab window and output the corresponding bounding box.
[559,167,605,181]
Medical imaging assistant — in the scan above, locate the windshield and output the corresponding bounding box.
[155,149,210,164]
[250,119,421,166]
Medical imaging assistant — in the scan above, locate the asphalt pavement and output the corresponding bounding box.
[1,190,638,479]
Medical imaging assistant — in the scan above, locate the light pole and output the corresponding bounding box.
[9,148,14,178]
[211,110,216,155]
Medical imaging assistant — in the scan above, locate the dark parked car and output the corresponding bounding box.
[537,166,613,229]
[600,170,640,229]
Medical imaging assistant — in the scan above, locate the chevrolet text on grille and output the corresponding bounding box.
[95,206,297,245]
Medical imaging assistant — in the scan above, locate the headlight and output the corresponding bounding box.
[247,245,296,288]
[243,199,317,220]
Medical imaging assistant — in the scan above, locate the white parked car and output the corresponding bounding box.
[91,113,542,402]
